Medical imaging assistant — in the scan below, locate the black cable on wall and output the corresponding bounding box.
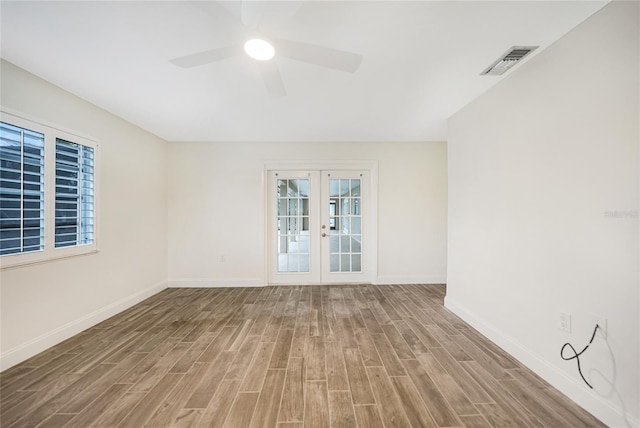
[560,324,600,389]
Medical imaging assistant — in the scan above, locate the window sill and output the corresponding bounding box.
[0,245,99,270]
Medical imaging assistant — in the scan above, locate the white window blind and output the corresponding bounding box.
[55,139,94,248]
[0,122,45,255]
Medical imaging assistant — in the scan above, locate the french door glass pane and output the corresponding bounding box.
[277,178,310,272]
[329,178,362,273]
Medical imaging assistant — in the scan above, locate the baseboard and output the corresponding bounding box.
[444,296,639,428]
[168,278,265,288]
[0,280,167,372]
[375,275,446,285]
[168,277,449,287]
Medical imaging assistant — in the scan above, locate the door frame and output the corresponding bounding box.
[264,160,378,285]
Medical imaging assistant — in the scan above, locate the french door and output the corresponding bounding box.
[267,169,372,284]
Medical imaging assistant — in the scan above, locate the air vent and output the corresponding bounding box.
[481,46,538,76]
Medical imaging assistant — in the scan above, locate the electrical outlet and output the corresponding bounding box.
[559,312,571,333]
[590,315,607,339]
[220,255,225,262]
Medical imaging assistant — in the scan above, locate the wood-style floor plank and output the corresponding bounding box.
[279,357,305,423]
[328,390,356,428]
[460,360,545,428]
[92,390,146,427]
[58,352,148,414]
[8,364,112,428]
[325,341,349,391]
[116,373,183,427]
[342,348,376,405]
[36,413,76,428]
[303,381,330,428]
[416,351,479,417]
[381,324,415,360]
[224,391,259,428]
[249,369,286,428]
[365,366,411,427]
[370,333,406,376]
[306,336,327,381]
[0,285,605,428]
[184,351,235,409]
[224,335,261,381]
[353,329,383,367]
[240,342,276,392]
[353,405,384,428]
[460,414,493,428]
[475,402,518,428]
[147,363,208,427]
[403,360,461,427]
[269,329,294,370]
[65,383,132,428]
[390,375,439,428]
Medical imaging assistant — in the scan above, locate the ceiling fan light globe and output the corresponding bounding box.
[244,39,275,61]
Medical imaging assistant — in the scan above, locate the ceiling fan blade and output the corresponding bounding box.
[241,1,263,30]
[169,46,241,68]
[275,39,363,73]
[189,1,246,39]
[259,61,286,98]
[241,1,304,34]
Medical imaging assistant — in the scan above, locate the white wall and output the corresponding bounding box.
[0,60,169,370]
[446,3,639,427]
[167,141,447,286]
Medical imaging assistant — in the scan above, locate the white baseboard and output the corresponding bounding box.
[375,275,446,285]
[0,280,167,372]
[169,277,447,287]
[444,296,639,428]
[168,278,265,288]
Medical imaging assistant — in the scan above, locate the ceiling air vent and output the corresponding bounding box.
[481,46,538,76]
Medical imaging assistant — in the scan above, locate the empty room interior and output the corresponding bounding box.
[0,1,638,427]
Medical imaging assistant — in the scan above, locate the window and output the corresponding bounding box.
[0,123,45,255]
[0,111,98,268]
[55,139,95,248]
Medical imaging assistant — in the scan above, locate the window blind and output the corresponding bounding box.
[0,122,45,255]
[55,139,94,248]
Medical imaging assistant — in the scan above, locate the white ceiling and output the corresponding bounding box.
[1,1,607,142]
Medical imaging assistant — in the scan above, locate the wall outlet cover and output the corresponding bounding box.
[590,315,607,339]
[559,312,571,333]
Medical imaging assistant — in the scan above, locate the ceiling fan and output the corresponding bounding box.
[169,1,363,97]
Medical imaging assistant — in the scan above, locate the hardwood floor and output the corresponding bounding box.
[0,284,605,427]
